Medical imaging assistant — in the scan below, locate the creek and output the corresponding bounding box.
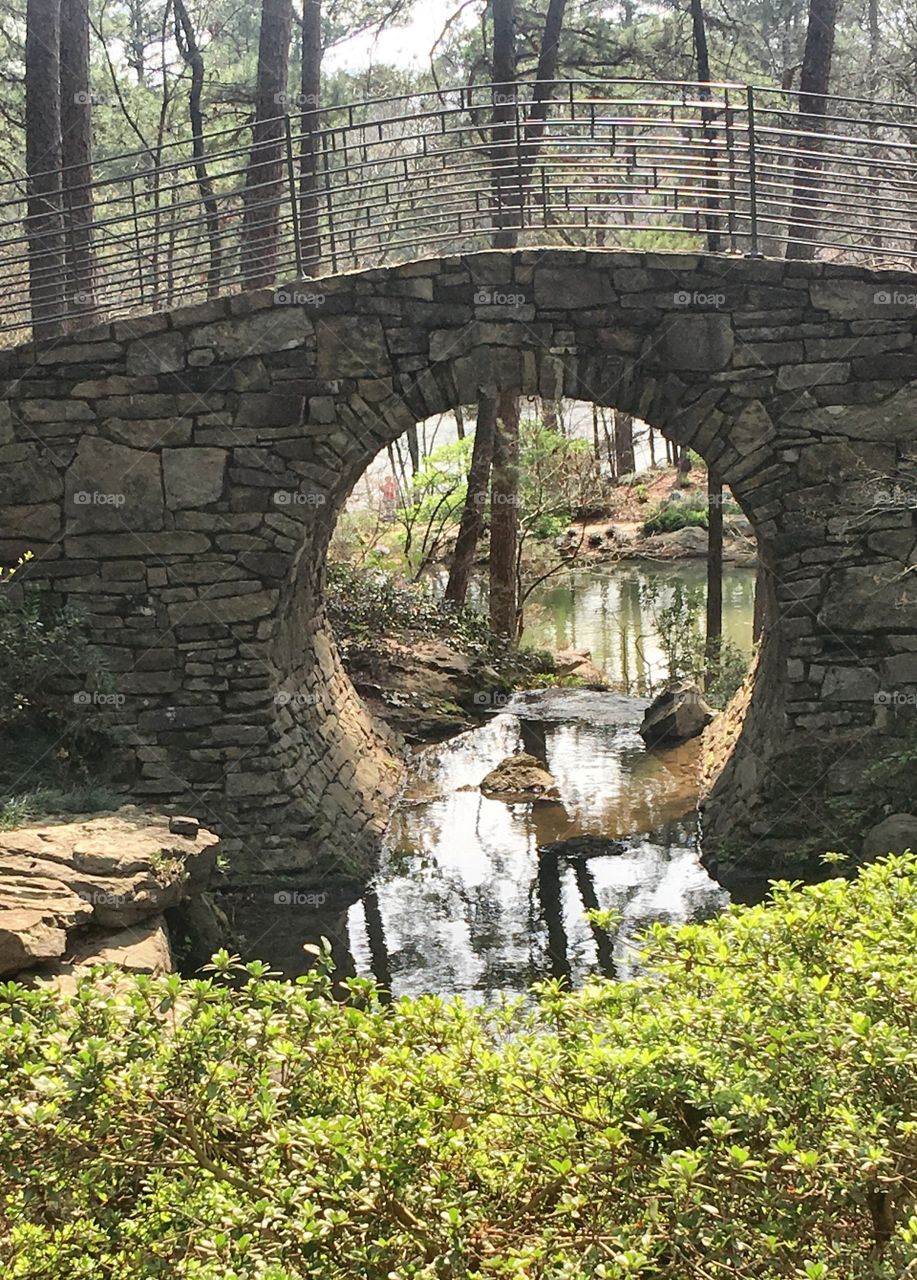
[223,563,757,1001]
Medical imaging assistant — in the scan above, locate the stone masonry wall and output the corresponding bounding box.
[1,247,916,888]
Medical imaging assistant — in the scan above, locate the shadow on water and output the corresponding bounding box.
[214,564,758,1000]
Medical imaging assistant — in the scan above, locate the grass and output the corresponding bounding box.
[0,784,121,830]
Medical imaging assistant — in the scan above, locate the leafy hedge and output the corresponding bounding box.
[4,857,917,1278]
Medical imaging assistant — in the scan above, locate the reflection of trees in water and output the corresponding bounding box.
[573,861,617,979]
[537,853,572,983]
[523,565,756,694]
[362,888,392,1001]
[350,710,723,998]
[519,718,547,762]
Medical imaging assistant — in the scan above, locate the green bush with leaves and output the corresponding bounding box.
[0,568,92,732]
[4,856,917,1278]
[641,488,742,539]
[326,563,552,689]
[0,558,116,820]
[639,576,750,706]
[641,500,709,537]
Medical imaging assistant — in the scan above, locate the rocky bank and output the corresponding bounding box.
[0,807,218,982]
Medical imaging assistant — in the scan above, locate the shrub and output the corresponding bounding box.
[3,857,917,1277]
[0,566,94,732]
[326,563,547,686]
[641,501,709,537]
[0,561,114,808]
[639,576,752,702]
[704,636,753,708]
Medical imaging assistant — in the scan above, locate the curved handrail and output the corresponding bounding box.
[3,79,917,344]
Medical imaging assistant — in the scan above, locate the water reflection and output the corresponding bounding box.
[340,693,728,1002]
[522,563,756,693]
[222,564,751,1001]
[222,706,727,1001]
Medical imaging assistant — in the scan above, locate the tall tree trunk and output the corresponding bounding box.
[405,423,420,475]
[445,395,497,606]
[489,390,521,640]
[753,561,772,641]
[299,0,322,274]
[26,0,65,339]
[705,469,724,688]
[614,411,636,475]
[491,0,518,249]
[690,0,721,253]
[447,0,517,602]
[59,0,96,325]
[786,0,838,260]
[241,0,294,289]
[174,0,222,298]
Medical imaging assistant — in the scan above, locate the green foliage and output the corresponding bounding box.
[640,576,750,705]
[0,569,93,733]
[0,559,115,816]
[0,555,112,747]
[642,490,741,538]
[704,638,753,710]
[634,482,650,504]
[325,563,549,688]
[327,562,487,648]
[4,859,917,1276]
[827,731,917,852]
[394,436,477,577]
[642,502,710,536]
[0,785,120,831]
[641,576,705,683]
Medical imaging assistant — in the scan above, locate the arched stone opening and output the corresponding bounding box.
[2,247,916,889]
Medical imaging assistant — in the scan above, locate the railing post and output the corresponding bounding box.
[514,96,525,235]
[283,114,304,278]
[746,85,764,258]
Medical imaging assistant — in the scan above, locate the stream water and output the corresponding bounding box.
[225,563,757,1002]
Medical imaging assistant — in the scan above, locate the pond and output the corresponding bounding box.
[521,561,757,695]
[223,563,757,1002]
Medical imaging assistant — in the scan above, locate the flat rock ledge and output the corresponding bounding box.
[0,806,218,980]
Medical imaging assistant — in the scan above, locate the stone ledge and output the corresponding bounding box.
[0,806,218,978]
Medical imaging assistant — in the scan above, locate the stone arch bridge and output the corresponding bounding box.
[2,247,916,890]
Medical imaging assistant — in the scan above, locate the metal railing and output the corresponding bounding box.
[3,79,917,344]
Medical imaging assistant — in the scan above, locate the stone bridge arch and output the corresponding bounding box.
[2,247,916,890]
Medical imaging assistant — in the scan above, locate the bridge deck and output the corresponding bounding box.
[4,79,917,345]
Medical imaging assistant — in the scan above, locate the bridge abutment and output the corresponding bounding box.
[2,248,916,886]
